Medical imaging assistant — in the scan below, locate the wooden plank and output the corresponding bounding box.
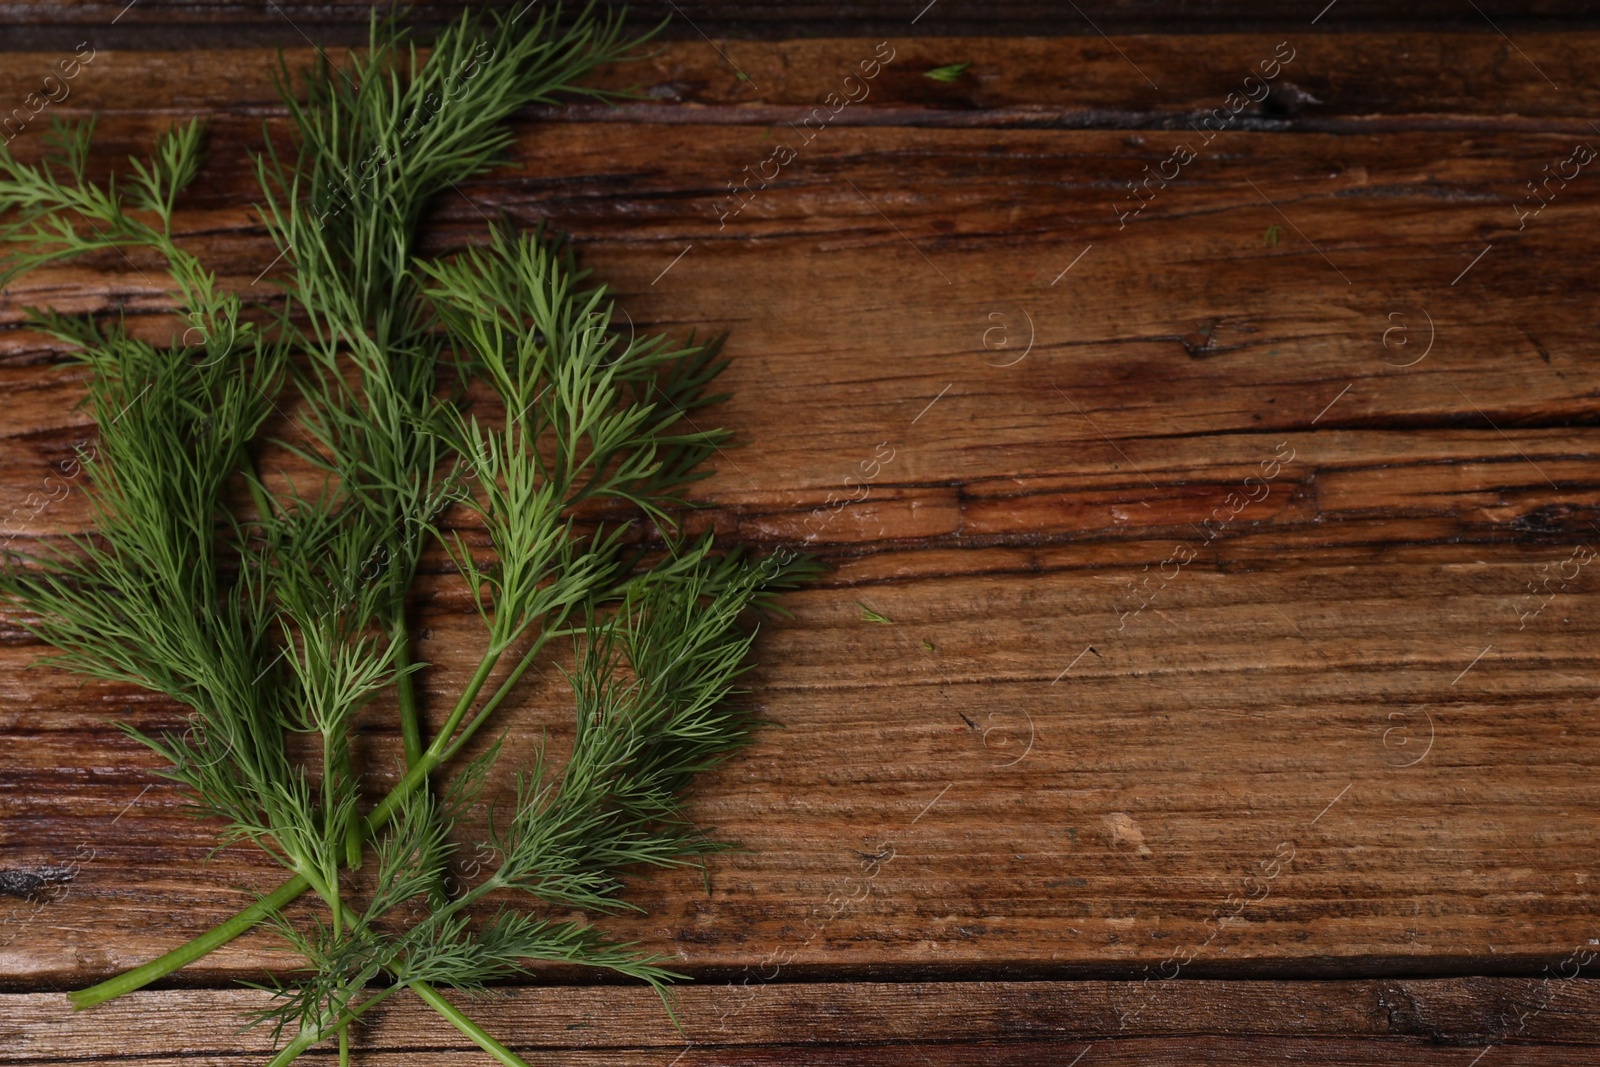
[7,117,1600,481]
[5,38,1600,128]
[1,29,1598,1006]
[6,980,1600,1063]
[6,534,1600,986]
[0,1,1594,41]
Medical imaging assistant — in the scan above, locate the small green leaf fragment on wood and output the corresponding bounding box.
[1263,224,1283,247]
[921,639,935,653]
[923,61,971,83]
[857,601,893,625]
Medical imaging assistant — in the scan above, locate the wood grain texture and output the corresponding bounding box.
[1,26,1599,1062]
[8,979,1600,1063]
[0,0,1596,44]
[6,37,1600,129]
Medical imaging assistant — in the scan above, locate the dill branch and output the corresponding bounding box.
[0,4,819,1065]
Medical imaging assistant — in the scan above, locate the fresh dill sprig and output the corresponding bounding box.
[0,6,816,1066]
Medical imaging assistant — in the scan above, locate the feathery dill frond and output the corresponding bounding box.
[0,6,817,1065]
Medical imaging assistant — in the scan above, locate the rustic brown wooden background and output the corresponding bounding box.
[4,1,1600,1063]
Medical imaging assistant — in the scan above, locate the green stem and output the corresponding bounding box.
[320,732,343,938]
[71,646,510,1008]
[72,615,570,1011]
[294,864,495,1067]
[315,822,352,1066]
[412,983,535,1067]
[264,1022,326,1067]
[390,603,449,903]
[261,976,531,1067]
[263,981,403,1067]
[437,639,548,766]
[392,608,424,768]
[431,650,502,756]
[341,789,365,870]
[67,875,310,1010]
[297,890,532,1067]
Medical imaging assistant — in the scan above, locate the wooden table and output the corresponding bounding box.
[3,3,1599,1062]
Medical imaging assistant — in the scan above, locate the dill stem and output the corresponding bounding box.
[70,645,509,1008]
[320,727,342,942]
[388,605,448,902]
[338,893,537,1067]
[73,621,565,1009]
[393,617,425,767]
[263,1017,333,1067]
[437,638,549,766]
[262,979,401,1067]
[392,610,424,767]
[412,983,535,1067]
[260,973,534,1067]
[279,870,455,1067]
[290,863,369,1067]
[66,875,311,1010]
[310,732,352,1067]
[341,794,365,870]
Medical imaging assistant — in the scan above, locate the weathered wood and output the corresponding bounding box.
[1,30,1598,1066]
[7,979,1600,1063]
[0,0,1595,49]
[7,530,1600,986]
[5,37,1600,131]
[6,109,1600,501]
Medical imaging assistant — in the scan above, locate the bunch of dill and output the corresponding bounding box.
[0,6,810,1065]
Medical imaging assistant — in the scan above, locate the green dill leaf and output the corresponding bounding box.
[857,600,894,624]
[923,61,972,83]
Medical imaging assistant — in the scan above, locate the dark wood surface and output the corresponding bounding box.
[7,979,1600,1064]
[3,23,1600,1065]
[1,1,1599,48]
